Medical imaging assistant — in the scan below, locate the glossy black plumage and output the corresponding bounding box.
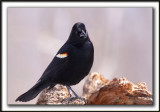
[16,22,94,102]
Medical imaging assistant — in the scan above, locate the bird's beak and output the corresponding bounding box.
[80,30,88,38]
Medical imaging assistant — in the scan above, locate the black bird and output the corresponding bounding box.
[16,22,94,103]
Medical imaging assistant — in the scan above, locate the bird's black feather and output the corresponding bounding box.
[16,22,94,102]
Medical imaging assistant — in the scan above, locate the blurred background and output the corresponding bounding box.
[8,8,152,104]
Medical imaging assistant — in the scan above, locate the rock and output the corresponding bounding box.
[36,84,85,105]
[87,76,152,105]
[82,72,110,99]
[36,72,152,105]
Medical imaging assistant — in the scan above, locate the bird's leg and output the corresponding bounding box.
[66,86,72,97]
[61,85,73,103]
[62,85,87,104]
[66,86,79,97]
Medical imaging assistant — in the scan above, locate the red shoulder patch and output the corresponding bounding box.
[56,53,68,58]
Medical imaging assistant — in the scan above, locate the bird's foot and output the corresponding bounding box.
[62,96,87,104]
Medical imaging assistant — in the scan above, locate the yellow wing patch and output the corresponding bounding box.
[56,53,68,58]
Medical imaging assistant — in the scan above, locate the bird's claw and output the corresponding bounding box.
[62,97,87,104]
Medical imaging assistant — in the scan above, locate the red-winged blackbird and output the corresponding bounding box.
[16,22,94,103]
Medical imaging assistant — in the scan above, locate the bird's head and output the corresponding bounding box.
[68,22,89,47]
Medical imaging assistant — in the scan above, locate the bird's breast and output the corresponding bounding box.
[70,41,93,62]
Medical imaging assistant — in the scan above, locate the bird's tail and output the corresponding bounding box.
[15,80,51,102]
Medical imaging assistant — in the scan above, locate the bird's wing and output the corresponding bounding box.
[38,43,71,82]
